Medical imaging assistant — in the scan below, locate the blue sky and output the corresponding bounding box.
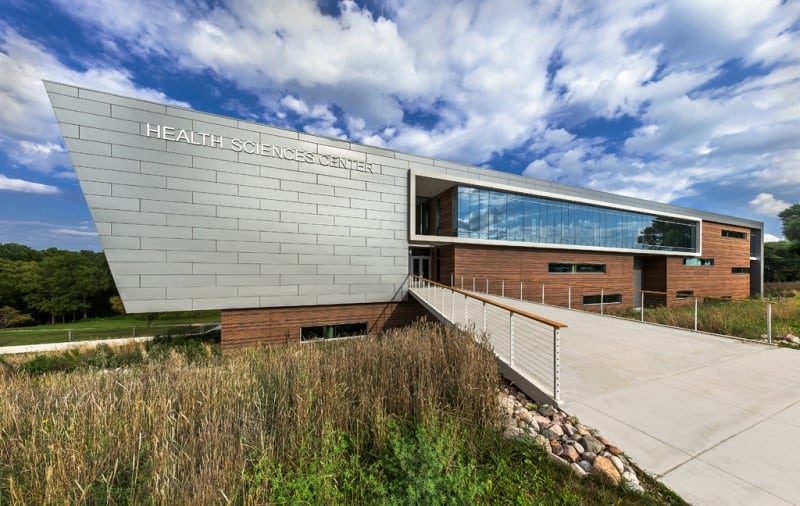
[1,0,798,250]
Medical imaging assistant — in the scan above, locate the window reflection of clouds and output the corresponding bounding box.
[453,186,696,252]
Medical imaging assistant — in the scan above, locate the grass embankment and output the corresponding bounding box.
[0,322,683,504]
[0,310,220,347]
[616,297,800,340]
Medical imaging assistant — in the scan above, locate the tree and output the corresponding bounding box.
[0,306,34,328]
[778,204,800,243]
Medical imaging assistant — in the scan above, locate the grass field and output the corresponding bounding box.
[0,321,685,504]
[614,296,800,341]
[0,310,220,347]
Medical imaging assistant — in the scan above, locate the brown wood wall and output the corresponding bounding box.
[442,245,635,312]
[221,300,431,349]
[437,221,753,311]
[665,221,751,304]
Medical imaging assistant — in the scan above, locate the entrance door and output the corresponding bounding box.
[411,256,431,279]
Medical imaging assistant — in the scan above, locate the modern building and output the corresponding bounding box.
[44,81,764,348]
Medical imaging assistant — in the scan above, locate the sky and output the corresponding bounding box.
[0,0,798,251]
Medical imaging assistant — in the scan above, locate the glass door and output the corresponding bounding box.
[411,256,431,279]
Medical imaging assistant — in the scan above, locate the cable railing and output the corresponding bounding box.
[447,274,785,343]
[409,275,567,404]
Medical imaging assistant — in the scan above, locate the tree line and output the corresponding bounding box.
[0,243,118,327]
[765,204,800,282]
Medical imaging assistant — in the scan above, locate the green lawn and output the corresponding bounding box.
[0,310,220,347]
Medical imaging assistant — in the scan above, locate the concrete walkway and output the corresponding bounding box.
[481,295,800,506]
[0,335,158,355]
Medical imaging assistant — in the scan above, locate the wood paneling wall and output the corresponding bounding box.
[222,300,430,349]
[665,221,751,304]
[442,245,635,312]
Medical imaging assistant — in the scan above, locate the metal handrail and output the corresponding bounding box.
[412,275,568,329]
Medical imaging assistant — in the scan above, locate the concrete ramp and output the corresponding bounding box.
[480,295,800,506]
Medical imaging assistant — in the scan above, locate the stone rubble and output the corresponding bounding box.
[499,384,644,493]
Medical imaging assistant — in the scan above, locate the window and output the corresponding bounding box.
[676,290,694,299]
[683,258,714,266]
[548,263,606,274]
[722,230,747,239]
[583,293,622,305]
[731,267,750,274]
[453,186,698,252]
[301,322,368,341]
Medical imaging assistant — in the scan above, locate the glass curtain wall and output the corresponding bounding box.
[454,186,697,252]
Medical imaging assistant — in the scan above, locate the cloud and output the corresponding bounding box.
[5,0,799,218]
[0,25,189,175]
[0,219,99,250]
[0,174,59,194]
[749,192,790,216]
[764,233,781,243]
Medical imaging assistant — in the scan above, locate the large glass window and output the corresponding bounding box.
[452,186,697,253]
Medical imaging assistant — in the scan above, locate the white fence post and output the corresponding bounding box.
[600,289,604,315]
[641,291,645,322]
[451,288,455,320]
[694,297,698,331]
[520,280,523,301]
[553,327,561,402]
[767,303,772,344]
[509,312,514,366]
[568,286,571,310]
[461,276,464,290]
[68,329,72,341]
[486,278,489,294]
[482,301,487,332]
[541,284,545,304]
[502,279,505,297]
[473,277,476,292]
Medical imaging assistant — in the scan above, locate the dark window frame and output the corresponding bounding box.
[583,293,622,305]
[300,322,368,341]
[722,230,747,239]
[548,263,607,274]
[731,267,750,274]
[683,258,714,266]
[676,290,695,299]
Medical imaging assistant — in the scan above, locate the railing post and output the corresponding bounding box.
[461,276,464,290]
[520,280,523,301]
[486,278,489,294]
[641,291,645,322]
[132,326,136,338]
[694,297,698,331]
[767,303,772,344]
[600,289,604,315]
[509,312,514,366]
[553,327,561,402]
[68,329,72,341]
[482,301,487,332]
[465,293,468,323]
[502,279,505,297]
[451,288,455,321]
[473,277,476,292]
[568,286,571,309]
[451,272,454,287]
[541,284,545,304]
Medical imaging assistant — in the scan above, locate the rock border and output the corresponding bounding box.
[499,383,644,493]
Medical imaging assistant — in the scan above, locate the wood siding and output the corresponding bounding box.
[441,245,635,312]
[221,300,431,349]
[665,221,751,304]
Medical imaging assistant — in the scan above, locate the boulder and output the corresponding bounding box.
[592,456,622,485]
[581,434,605,454]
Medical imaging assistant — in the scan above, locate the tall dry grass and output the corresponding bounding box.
[0,320,500,503]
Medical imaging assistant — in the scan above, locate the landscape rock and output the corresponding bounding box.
[607,445,623,456]
[609,455,625,474]
[562,445,580,463]
[499,394,515,416]
[596,434,610,445]
[593,456,622,485]
[578,460,593,473]
[581,434,605,454]
[550,439,563,456]
[533,415,551,427]
[538,404,557,417]
[576,424,590,436]
[568,441,585,454]
[571,462,588,477]
[581,452,597,463]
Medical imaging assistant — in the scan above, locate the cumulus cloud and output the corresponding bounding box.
[0,174,59,194]
[749,193,791,216]
[764,233,782,243]
[0,25,188,175]
[3,0,798,220]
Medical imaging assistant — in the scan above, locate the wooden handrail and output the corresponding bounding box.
[412,276,568,329]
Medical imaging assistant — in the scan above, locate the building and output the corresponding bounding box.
[44,81,764,348]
